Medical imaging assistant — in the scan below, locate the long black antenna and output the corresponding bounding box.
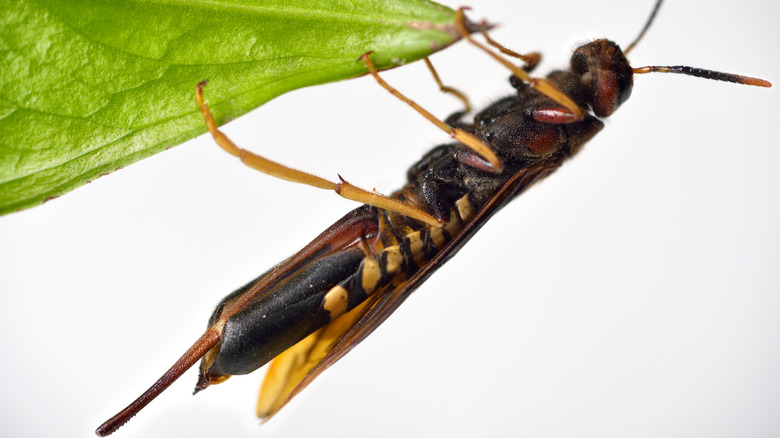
[624,0,771,88]
[624,0,663,55]
[632,65,771,87]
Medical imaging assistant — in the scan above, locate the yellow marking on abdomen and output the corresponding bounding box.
[406,231,423,255]
[406,231,426,267]
[456,194,475,222]
[429,226,445,249]
[323,285,348,319]
[361,258,381,295]
[444,208,462,237]
[383,245,403,275]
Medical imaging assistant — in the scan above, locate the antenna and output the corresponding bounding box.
[632,65,771,87]
[624,0,771,88]
[624,0,663,55]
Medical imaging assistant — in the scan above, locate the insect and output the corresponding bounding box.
[86,0,775,435]
[1,1,774,438]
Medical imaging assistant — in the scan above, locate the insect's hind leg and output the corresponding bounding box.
[195,81,442,227]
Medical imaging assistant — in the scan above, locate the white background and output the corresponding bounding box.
[1,1,779,437]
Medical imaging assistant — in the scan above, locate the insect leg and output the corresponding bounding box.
[455,8,584,121]
[478,22,541,73]
[424,58,471,114]
[359,53,503,173]
[195,81,442,227]
[422,58,474,130]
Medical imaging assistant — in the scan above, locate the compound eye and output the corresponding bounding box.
[593,72,621,117]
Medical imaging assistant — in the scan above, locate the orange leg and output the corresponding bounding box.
[455,8,584,121]
[423,57,472,114]
[359,53,503,173]
[195,81,442,227]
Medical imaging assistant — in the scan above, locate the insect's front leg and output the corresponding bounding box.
[359,53,503,173]
[454,8,584,122]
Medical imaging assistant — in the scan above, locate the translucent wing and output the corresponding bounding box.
[255,159,563,420]
[256,296,376,419]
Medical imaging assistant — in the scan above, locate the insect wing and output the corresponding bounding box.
[255,159,564,420]
[256,295,375,419]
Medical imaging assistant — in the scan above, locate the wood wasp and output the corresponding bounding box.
[0,1,777,437]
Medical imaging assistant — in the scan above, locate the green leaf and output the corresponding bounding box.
[0,0,460,214]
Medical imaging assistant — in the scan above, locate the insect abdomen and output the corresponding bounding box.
[209,247,365,376]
